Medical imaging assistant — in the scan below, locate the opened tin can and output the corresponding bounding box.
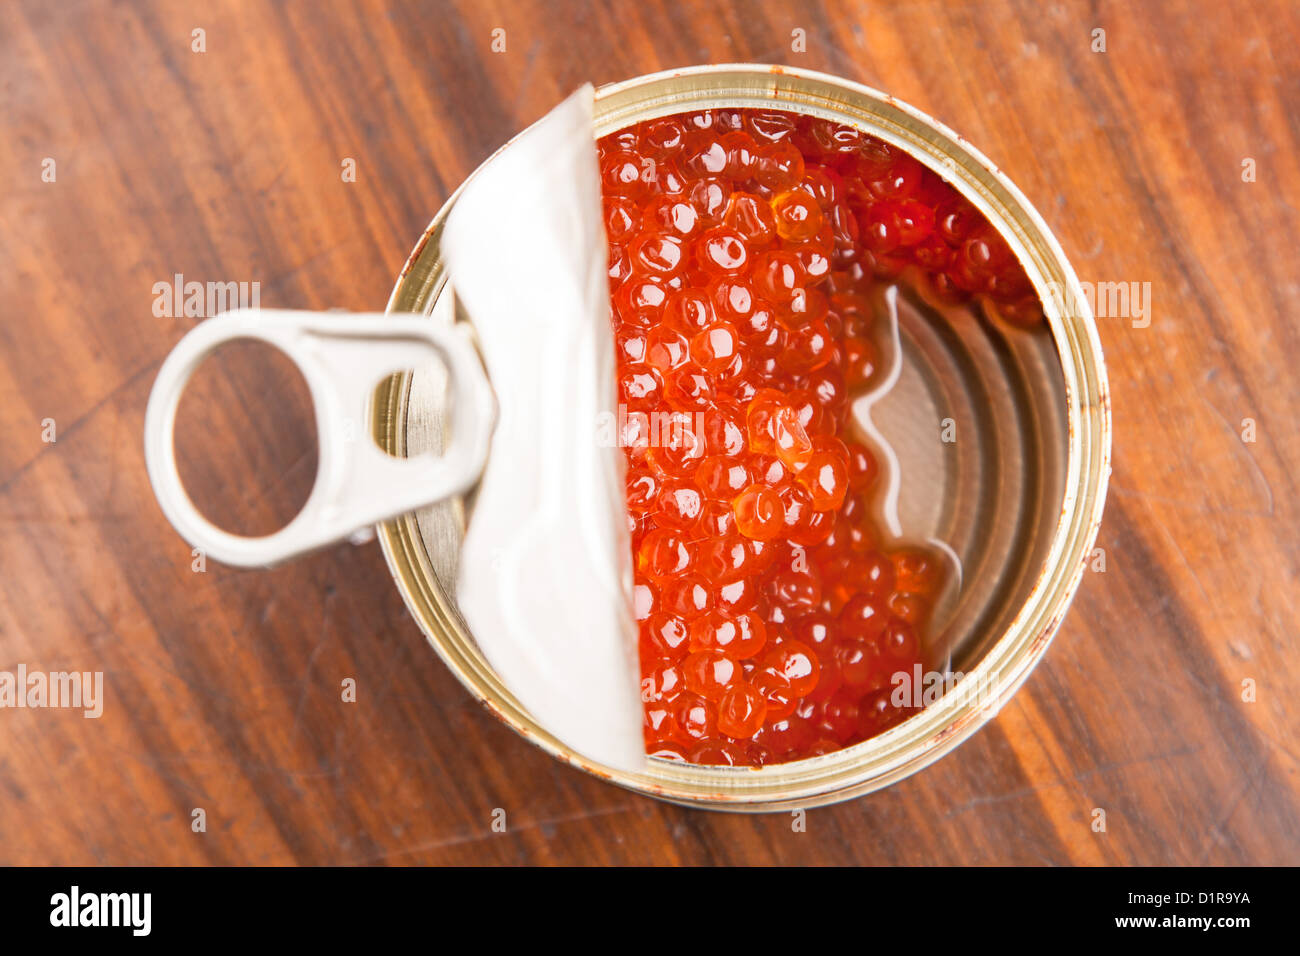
[372,64,1110,809]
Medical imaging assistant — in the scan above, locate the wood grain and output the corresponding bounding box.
[1,0,1297,865]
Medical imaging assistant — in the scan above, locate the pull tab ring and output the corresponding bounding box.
[144,308,496,568]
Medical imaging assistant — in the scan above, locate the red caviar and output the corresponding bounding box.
[602,108,1037,766]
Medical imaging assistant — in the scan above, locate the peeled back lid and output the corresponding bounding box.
[441,86,645,772]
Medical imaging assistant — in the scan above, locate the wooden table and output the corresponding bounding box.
[1,0,1296,865]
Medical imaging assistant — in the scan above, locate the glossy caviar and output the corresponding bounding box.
[600,108,1035,766]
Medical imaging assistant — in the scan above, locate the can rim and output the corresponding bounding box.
[375,63,1111,810]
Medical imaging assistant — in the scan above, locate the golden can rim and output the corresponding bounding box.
[374,64,1112,811]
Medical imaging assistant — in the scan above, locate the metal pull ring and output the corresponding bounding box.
[144,308,496,568]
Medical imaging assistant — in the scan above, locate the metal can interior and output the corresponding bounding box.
[374,64,1111,810]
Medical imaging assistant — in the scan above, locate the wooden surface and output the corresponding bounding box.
[1,0,1297,865]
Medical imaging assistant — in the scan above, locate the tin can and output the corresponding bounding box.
[376,64,1110,810]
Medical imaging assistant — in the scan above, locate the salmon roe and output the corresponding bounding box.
[601,108,1036,767]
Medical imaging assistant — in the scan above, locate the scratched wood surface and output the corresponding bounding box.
[1,0,1297,865]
